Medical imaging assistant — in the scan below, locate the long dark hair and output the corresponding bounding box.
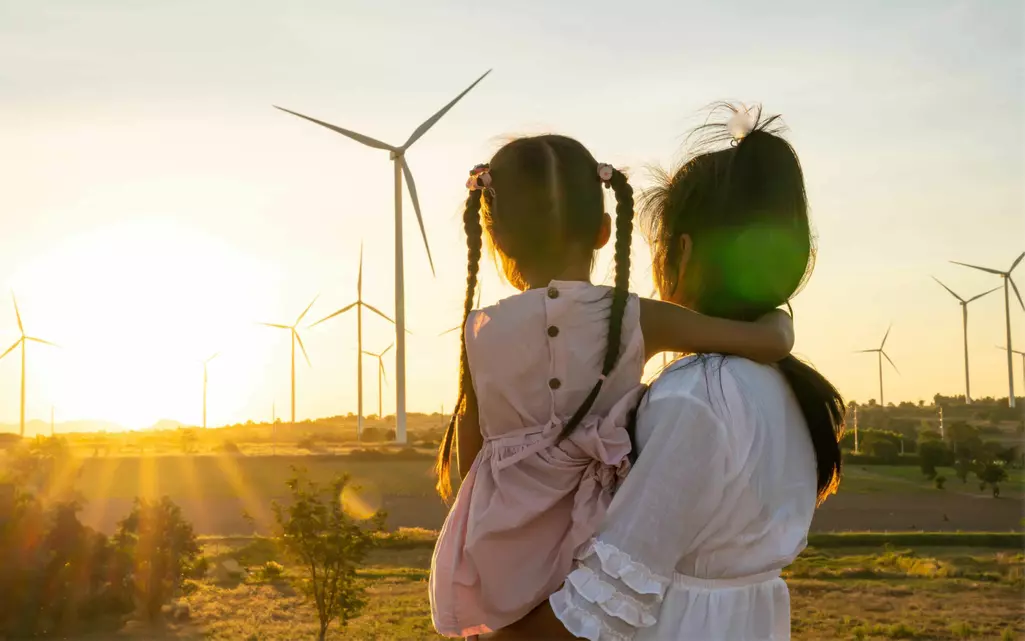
[435,135,635,500]
[641,104,843,503]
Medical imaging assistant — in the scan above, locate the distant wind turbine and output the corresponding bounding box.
[0,293,57,437]
[857,325,899,406]
[201,352,220,429]
[440,286,484,336]
[275,70,492,445]
[996,346,1025,392]
[952,252,1024,407]
[260,296,318,427]
[363,344,393,419]
[931,278,1000,404]
[311,245,394,440]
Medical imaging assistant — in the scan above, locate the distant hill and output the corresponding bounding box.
[149,418,187,432]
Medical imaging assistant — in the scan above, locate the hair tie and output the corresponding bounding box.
[466,163,493,191]
[597,163,615,188]
[728,105,757,144]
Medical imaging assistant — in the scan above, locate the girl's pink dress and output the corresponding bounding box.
[430,280,645,637]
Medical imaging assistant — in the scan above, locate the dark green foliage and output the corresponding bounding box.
[271,468,385,641]
[113,497,201,621]
[976,462,1009,498]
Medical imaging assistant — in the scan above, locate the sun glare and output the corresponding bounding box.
[5,217,279,430]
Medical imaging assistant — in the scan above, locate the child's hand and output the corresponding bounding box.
[756,308,795,361]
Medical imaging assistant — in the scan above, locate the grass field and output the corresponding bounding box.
[23,455,1023,535]
[101,533,1024,640]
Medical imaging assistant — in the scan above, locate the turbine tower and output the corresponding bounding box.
[202,352,220,429]
[275,70,492,444]
[363,343,393,419]
[857,325,899,406]
[0,293,57,437]
[996,346,1025,397]
[311,244,394,440]
[951,252,1024,407]
[260,296,318,427]
[931,278,999,404]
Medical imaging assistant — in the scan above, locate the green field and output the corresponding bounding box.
[104,533,1024,641]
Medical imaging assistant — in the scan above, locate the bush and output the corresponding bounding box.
[113,497,200,621]
[934,475,946,490]
[257,561,285,581]
[220,440,241,454]
[297,435,317,451]
[861,433,900,463]
[919,440,952,477]
[976,462,1008,498]
[271,469,385,641]
[0,486,133,637]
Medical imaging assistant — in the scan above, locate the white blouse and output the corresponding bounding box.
[550,355,818,641]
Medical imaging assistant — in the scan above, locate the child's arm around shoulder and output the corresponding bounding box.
[639,298,794,363]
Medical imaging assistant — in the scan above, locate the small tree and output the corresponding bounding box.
[919,440,949,479]
[977,462,1008,498]
[934,475,946,490]
[272,470,384,641]
[114,497,200,620]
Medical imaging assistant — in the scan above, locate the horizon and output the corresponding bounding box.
[2,1,1023,429]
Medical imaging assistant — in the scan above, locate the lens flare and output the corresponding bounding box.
[339,479,382,520]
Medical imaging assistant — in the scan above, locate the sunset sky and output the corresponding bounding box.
[1,1,1023,430]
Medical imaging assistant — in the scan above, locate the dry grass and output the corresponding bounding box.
[99,539,1024,641]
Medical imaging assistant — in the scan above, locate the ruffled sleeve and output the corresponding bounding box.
[550,389,732,640]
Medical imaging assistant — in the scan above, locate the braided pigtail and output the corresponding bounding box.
[557,166,634,441]
[435,170,486,500]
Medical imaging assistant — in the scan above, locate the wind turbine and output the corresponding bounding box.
[440,286,484,336]
[0,293,57,437]
[260,296,318,427]
[275,70,492,444]
[857,325,899,406]
[363,344,393,419]
[201,352,220,429]
[951,252,1024,407]
[996,346,1025,394]
[932,278,1000,404]
[311,245,394,440]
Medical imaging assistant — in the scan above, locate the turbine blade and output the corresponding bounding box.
[855,349,878,353]
[882,351,900,375]
[11,292,23,334]
[950,260,1003,275]
[260,323,291,330]
[881,324,892,350]
[382,343,393,356]
[966,286,1001,303]
[310,301,358,327]
[206,352,221,363]
[295,295,320,325]
[0,339,20,360]
[294,330,311,367]
[380,362,388,386]
[1010,251,1024,273]
[400,70,492,150]
[358,242,364,299]
[362,350,375,357]
[402,159,436,276]
[931,277,964,302]
[273,106,395,151]
[25,337,58,348]
[362,302,395,324]
[1010,277,1024,311]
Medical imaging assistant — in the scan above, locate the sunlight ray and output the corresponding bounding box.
[211,453,273,533]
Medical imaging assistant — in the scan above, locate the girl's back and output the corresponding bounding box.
[431,281,645,637]
[468,281,643,435]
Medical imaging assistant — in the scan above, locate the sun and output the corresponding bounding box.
[4,217,279,430]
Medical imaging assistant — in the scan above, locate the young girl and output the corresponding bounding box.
[429,135,794,638]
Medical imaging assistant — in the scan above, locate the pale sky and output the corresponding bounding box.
[1,0,1022,430]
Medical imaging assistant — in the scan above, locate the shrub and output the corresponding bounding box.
[258,561,285,581]
[271,469,385,641]
[297,435,317,451]
[934,475,946,490]
[0,486,133,637]
[113,497,200,621]
[977,462,1008,498]
[220,440,241,454]
[950,621,973,639]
